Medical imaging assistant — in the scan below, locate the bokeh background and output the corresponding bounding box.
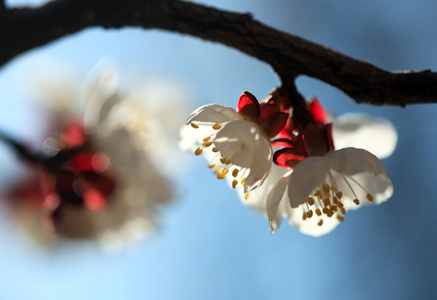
[1,0,437,299]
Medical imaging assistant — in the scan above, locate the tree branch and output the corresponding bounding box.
[1,0,436,107]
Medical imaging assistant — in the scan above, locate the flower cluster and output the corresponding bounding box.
[3,65,179,250]
[181,90,396,236]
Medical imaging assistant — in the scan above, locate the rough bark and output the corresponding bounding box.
[1,0,436,107]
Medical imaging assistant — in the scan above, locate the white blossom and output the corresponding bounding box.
[180,104,273,192]
[4,63,185,251]
[235,113,397,236]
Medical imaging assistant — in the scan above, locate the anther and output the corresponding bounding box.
[307,197,315,206]
[302,212,307,220]
[317,219,323,226]
[232,169,239,177]
[366,193,374,202]
[220,168,229,176]
[212,123,222,130]
[315,208,322,216]
[353,199,360,205]
[244,193,249,200]
[223,158,231,165]
[194,147,203,156]
[335,191,343,199]
[212,147,219,153]
[190,123,199,129]
[208,163,215,169]
[340,207,346,215]
[322,183,330,193]
[203,136,211,142]
[203,141,213,147]
[232,179,238,189]
[241,177,246,185]
[323,198,330,207]
[307,210,313,218]
[333,197,339,204]
[336,215,345,222]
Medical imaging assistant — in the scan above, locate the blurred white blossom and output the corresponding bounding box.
[3,62,189,251]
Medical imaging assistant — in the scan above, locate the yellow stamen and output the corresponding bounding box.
[212,123,222,130]
[203,136,211,142]
[194,147,203,156]
[217,173,226,180]
[212,147,219,153]
[241,177,246,185]
[244,193,249,200]
[220,168,229,176]
[190,123,199,129]
[307,197,315,206]
[366,193,374,202]
[307,210,313,218]
[208,163,215,169]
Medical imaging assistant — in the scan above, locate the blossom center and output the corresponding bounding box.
[301,176,374,226]
[190,121,249,192]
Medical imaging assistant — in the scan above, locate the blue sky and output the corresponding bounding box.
[0,1,437,299]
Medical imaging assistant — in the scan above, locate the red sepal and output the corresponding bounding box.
[69,152,98,173]
[237,91,260,122]
[307,98,327,123]
[61,118,87,148]
[259,112,289,138]
[83,188,107,211]
[271,138,294,148]
[325,123,335,151]
[273,148,305,169]
[303,123,329,157]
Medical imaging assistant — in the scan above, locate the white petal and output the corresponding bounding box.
[287,205,342,237]
[214,120,261,168]
[243,135,273,192]
[179,123,215,152]
[266,175,289,233]
[333,113,398,159]
[238,164,290,213]
[287,156,330,208]
[328,148,386,176]
[186,104,241,125]
[341,172,393,210]
[82,63,121,128]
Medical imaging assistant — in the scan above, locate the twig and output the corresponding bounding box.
[0,0,436,106]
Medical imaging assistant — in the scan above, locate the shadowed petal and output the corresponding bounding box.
[186,104,241,124]
[287,156,329,208]
[333,113,398,159]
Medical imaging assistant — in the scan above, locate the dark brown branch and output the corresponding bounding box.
[1,0,436,107]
